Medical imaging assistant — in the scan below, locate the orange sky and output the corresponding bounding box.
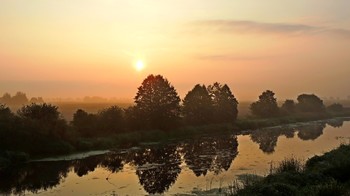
[1,0,350,101]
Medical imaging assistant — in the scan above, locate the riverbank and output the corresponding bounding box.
[233,144,350,195]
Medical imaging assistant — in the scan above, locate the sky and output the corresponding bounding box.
[1,0,350,101]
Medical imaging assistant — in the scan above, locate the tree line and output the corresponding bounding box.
[0,74,347,156]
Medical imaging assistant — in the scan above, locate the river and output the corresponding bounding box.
[1,118,350,195]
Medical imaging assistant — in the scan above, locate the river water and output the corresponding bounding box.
[1,118,350,195]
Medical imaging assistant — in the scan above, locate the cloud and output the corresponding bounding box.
[189,20,350,38]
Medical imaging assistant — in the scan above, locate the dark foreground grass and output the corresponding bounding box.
[234,144,350,196]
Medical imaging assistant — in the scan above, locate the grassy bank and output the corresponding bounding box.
[231,144,350,195]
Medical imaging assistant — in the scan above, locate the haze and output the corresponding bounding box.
[1,0,350,101]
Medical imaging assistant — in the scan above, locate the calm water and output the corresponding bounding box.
[1,118,350,195]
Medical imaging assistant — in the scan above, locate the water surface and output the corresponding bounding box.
[1,118,349,195]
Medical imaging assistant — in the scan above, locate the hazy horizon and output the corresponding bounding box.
[1,1,350,101]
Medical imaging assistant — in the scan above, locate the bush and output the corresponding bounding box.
[274,157,304,174]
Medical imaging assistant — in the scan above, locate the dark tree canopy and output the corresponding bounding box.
[327,103,344,112]
[250,90,279,118]
[17,103,67,138]
[134,74,181,130]
[207,82,238,123]
[183,84,213,125]
[281,99,296,114]
[97,106,125,134]
[297,94,325,112]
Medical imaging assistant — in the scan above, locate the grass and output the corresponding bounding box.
[231,144,350,196]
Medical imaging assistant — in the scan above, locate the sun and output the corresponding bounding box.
[135,60,145,71]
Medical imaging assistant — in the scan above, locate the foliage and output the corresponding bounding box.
[235,144,350,196]
[250,90,279,118]
[72,109,98,137]
[134,74,181,130]
[72,106,126,137]
[327,103,344,112]
[208,82,238,123]
[17,103,68,138]
[97,106,125,134]
[273,157,304,174]
[281,99,296,114]
[297,94,325,113]
[183,84,213,125]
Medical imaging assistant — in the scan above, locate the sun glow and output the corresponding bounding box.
[135,60,145,72]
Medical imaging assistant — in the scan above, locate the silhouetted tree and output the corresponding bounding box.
[72,109,97,137]
[29,97,44,104]
[0,105,16,150]
[0,93,12,105]
[327,103,344,112]
[208,82,238,123]
[297,94,325,113]
[134,74,181,130]
[183,84,213,125]
[250,90,279,118]
[17,103,67,138]
[97,106,125,135]
[281,99,296,114]
[11,92,28,105]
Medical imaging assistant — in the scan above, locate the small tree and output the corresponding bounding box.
[72,109,97,137]
[183,84,213,125]
[281,99,296,114]
[250,90,279,118]
[97,106,125,134]
[327,103,344,112]
[208,83,238,123]
[297,94,325,112]
[134,74,181,130]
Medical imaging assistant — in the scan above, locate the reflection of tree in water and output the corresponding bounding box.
[73,155,103,177]
[100,152,127,173]
[250,127,295,154]
[297,122,326,141]
[0,161,70,195]
[183,136,238,176]
[131,144,181,194]
[326,119,344,128]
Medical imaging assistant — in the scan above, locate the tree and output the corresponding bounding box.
[72,109,97,137]
[134,74,181,130]
[17,103,67,138]
[207,82,238,123]
[0,93,12,105]
[327,103,344,112]
[12,92,28,105]
[97,106,125,134]
[183,84,213,125]
[250,90,279,118]
[281,99,296,114]
[296,94,325,112]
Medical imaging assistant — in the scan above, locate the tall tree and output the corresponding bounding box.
[134,74,181,130]
[183,84,213,125]
[208,82,238,123]
[250,90,279,118]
